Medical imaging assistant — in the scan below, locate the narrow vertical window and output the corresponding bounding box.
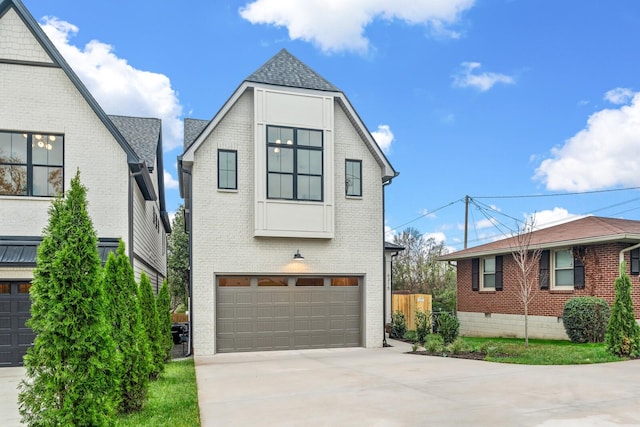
[218,149,237,190]
[482,257,496,289]
[345,159,362,197]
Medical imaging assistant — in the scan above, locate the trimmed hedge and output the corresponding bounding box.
[562,297,611,343]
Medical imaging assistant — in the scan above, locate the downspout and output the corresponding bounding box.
[183,166,194,357]
[382,175,396,347]
[128,168,145,266]
[619,241,640,276]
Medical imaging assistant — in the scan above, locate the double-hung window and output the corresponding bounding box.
[218,149,237,190]
[539,249,584,290]
[345,159,362,197]
[0,131,63,197]
[267,126,323,201]
[482,257,496,290]
[553,250,574,289]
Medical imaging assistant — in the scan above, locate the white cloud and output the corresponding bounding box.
[370,124,394,153]
[164,170,179,190]
[384,225,396,241]
[475,218,497,229]
[524,208,583,230]
[534,91,640,191]
[604,87,634,105]
[423,231,446,243]
[452,62,515,92]
[239,0,475,53]
[40,17,184,151]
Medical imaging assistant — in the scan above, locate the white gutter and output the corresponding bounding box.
[619,242,640,274]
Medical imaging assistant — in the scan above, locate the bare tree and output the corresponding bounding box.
[510,217,542,346]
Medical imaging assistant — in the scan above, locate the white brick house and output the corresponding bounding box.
[179,49,397,354]
[0,0,170,366]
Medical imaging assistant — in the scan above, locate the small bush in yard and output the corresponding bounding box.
[404,330,417,342]
[390,311,407,339]
[424,335,444,352]
[562,296,611,343]
[415,310,431,344]
[436,312,460,345]
[446,338,469,355]
[606,265,640,357]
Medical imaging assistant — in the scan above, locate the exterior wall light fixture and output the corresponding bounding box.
[293,250,304,261]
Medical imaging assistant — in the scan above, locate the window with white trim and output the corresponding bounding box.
[553,249,574,289]
[481,257,496,290]
[0,131,63,197]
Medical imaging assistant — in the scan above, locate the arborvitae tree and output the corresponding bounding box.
[157,280,174,361]
[606,263,640,357]
[103,241,152,413]
[168,205,189,310]
[18,171,119,426]
[139,272,163,378]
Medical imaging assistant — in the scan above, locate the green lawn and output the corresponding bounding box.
[116,359,200,427]
[447,336,625,365]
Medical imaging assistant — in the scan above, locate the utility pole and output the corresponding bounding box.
[464,195,469,249]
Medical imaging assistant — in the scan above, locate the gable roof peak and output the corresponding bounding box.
[245,48,340,92]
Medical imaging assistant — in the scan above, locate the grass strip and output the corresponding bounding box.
[116,359,200,426]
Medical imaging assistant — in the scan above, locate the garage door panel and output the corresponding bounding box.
[0,350,11,366]
[18,333,33,345]
[0,317,10,329]
[217,277,361,353]
[257,306,274,318]
[0,301,10,313]
[0,333,10,346]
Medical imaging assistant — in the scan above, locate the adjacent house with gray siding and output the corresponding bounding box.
[179,49,397,355]
[0,0,170,367]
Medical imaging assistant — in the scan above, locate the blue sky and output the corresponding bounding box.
[22,0,640,253]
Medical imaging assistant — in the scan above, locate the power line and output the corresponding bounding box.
[389,198,464,231]
[472,186,640,199]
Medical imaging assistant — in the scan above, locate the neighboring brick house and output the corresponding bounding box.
[439,216,640,340]
[179,49,397,354]
[0,0,171,366]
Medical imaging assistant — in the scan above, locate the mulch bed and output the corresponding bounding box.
[408,350,488,361]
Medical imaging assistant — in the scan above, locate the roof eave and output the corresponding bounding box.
[439,233,640,261]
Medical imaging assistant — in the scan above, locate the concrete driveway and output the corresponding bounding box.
[1,367,24,427]
[195,339,640,427]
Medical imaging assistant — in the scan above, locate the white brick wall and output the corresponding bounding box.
[0,8,52,63]
[0,62,130,246]
[190,90,386,354]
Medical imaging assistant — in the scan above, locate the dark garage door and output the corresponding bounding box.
[0,282,33,367]
[217,276,361,352]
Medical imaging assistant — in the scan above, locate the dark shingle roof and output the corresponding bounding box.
[245,49,339,92]
[183,118,209,150]
[439,216,640,261]
[108,115,160,168]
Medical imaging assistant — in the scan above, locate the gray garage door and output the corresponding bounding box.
[0,282,34,367]
[217,276,361,352]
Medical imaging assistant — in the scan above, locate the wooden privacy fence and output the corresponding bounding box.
[392,293,432,331]
[171,313,188,323]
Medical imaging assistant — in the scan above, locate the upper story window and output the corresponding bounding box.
[267,126,323,202]
[345,159,362,197]
[0,131,63,197]
[218,149,237,190]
